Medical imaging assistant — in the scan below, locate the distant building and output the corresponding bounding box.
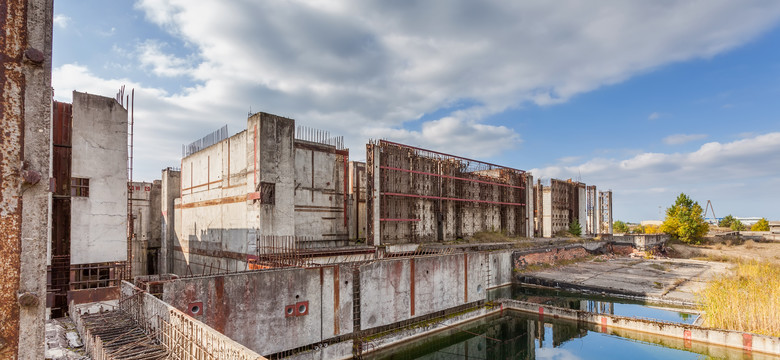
[640,220,663,226]
[769,221,780,234]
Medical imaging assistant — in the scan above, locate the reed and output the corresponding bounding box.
[698,261,780,336]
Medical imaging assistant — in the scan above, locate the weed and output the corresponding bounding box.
[649,263,669,272]
[698,261,780,337]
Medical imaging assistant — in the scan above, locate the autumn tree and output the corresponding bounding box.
[731,220,746,231]
[613,220,629,234]
[719,215,735,228]
[751,218,769,231]
[660,193,709,243]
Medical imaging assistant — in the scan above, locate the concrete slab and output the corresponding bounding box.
[520,258,732,304]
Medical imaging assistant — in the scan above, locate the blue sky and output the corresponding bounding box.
[52,1,780,222]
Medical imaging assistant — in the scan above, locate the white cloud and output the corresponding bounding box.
[663,133,708,145]
[53,14,70,29]
[56,1,780,182]
[137,40,195,77]
[531,132,780,221]
[648,112,661,120]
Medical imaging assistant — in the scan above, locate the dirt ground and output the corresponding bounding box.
[669,239,780,263]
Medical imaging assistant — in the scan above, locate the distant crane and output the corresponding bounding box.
[703,200,718,224]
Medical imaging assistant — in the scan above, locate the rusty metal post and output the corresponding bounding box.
[0,0,53,358]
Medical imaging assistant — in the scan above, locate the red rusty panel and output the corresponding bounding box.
[52,101,72,146]
[66,287,120,305]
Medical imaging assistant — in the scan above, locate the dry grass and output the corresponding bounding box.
[698,261,780,337]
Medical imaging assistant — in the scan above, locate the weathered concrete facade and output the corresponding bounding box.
[366,140,532,246]
[348,161,367,241]
[130,180,162,276]
[535,179,610,237]
[157,250,509,356]
[160,168,181,274]
[47,92,130,318]
[70,91,129,264]
[173,113,349,275]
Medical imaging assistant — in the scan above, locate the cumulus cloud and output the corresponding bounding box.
[531,133,780,220]
[56,1,780,181]
[137,40,196,77]
[648,112,661,120]
[663,133,708,145]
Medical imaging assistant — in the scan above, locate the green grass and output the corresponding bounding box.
[698,261,780,337]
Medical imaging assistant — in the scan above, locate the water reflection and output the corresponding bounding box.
[366,311,741,360]
[490,285,698,324]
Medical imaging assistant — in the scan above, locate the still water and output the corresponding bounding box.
[365,311,749,360]
[490,285,698,324]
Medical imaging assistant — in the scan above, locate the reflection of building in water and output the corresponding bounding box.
[581,300,615,315]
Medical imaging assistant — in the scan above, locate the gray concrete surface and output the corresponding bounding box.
[70,91,129,264]
[519,258,732,304]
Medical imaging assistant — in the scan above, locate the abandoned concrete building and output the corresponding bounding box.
[48,92,130,317]
[534,179,613,237]
[35,98,624,358]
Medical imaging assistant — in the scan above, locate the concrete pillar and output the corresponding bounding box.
[160,168,181,274]
[578,186,586,237]
[0,0,52,358]
[371,146,381,246]
[525,173,534,238]
[542,188,552,238]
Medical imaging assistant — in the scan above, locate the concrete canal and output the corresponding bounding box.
[365,310,759,359]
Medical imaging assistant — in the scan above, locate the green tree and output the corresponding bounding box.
[660,193,709,244]
[633,224,645,234]
[731,220,746,231]
[719,215,735,228]
[569,219,582,236]
[751,218,770,231]
[613,220,629,233]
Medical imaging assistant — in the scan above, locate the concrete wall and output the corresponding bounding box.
[161,168,181,274]
[70,91,128,264]
[173,113,350,274]
[161,266,353,356]
[366,141,528,245]
[348,162,367,241]
[293,142,349,248]
[359,253,486,330]
[130,181,161,276]
[158,250,513,355]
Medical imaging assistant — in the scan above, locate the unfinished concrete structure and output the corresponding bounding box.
[348,161,368,241]
[130,181,162,276]
[0,0,53,357]
[366,140,534,246]
[48,91,129,317]
[535,179,612,238]
[171,113,350,275]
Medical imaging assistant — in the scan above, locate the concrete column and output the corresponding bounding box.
[0,0,53,358]
[160,168,181,274]
[542,188,552,238]
[525,173,534,238]
[578,186,587,237]
[371,146,381,246]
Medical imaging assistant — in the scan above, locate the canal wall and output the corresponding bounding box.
[159,250,513,356]
[502,299,780,356]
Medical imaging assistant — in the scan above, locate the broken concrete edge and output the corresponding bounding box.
[500,298,780,357]
[516,275,698,308]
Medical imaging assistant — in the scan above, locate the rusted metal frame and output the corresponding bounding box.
[379,139,525,173]
[382,192,525,207]
[381,165,525,190]
[343,153,348,227]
